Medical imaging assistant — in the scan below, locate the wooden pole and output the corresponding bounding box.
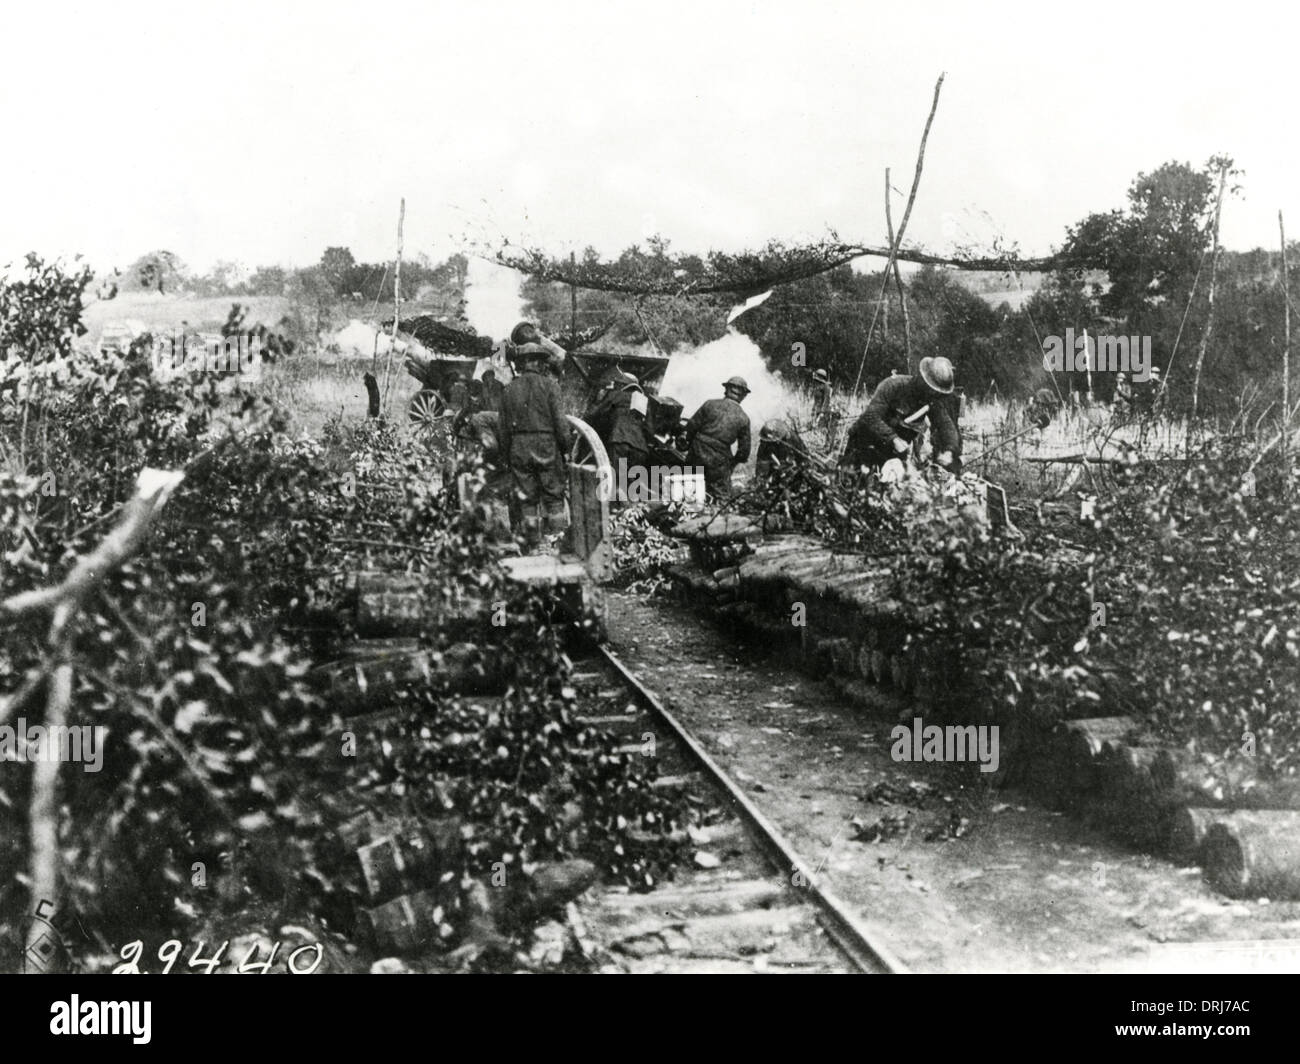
[884,169,913,370]
[11,469,183,973]
[1191,161,1229,417]
[24,650,70,971]
[852,73,944,397]
[381,198,406,410]
[1280,210,1291,493]
[570,250,578,343]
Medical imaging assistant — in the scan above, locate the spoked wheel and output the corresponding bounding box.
[408,389,445,437]
[567,415,611,473]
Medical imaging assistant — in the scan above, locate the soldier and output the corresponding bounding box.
[755,418,810,485]
[509,321,566,376]
[1025,387,1059,430]
[811,368,831,413]
[840,356,962,475]
[448,376,469,412]
[684,376,752,500]
[479,368,503,412]
[498,343,572,548]
[584,370,650,481]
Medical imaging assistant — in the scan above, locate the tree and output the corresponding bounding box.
[285,266,337,344]
[1059,158,1233,330]
[247,265,288,296]
[320,247,357,298]
[127,250,187,295]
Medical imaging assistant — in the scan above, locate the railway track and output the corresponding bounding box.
[565,644,902,974]
[332,562,904,973]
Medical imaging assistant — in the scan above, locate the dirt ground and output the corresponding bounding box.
[606,590,1300,973]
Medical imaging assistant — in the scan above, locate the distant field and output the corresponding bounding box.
[975,288,1036,311]
[80,292,289,339]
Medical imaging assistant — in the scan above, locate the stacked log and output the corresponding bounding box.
[667,518,1300,899]
[1092,740,1168,848]
[1203,811,1300,900]
[353,808,598,954]
[320,640,507,711]
[1168,807,1216,865]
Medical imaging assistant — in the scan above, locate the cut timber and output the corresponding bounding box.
[1168,807,1217,865]
[356,572,427,636]
[1092,742,1169,847]
[1203,811,1300,899]
[323,642,506,708]
[357,818,461,904]
[363,888,443,953]
[1056,717,1139,796]
[501,553,605,636]
[352,571,499,637]
[672,514,766,544]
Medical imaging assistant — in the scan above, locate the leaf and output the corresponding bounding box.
[173,701,207,734]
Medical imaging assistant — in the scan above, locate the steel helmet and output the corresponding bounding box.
[918,356,955,394]
[723,376,750,394]
[510,322,540,347]
[812,369,829,383]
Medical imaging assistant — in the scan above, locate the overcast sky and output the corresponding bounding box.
[0,0,1293,276]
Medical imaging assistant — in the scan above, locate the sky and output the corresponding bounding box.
[0,0,1294,277]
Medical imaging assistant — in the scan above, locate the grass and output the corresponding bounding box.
[81,292,289,337]
[257,350,424,439]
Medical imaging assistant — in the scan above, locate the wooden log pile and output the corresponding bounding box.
[665,516,1300,900]
[340,802,598,957]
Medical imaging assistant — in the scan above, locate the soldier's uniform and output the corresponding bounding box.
[448,378,469,412]
[755,418,809,484]
[810,370,832,423]
[480,372,504,413]
[498,349,571,545]
[841,359,961,474]
[685,379,752,499]
[1025,388,1059,430]
[585,373,650,473]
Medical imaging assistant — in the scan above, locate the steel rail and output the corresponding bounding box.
[597,645,908,975]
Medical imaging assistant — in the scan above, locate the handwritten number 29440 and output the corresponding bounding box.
[112,939,323,975]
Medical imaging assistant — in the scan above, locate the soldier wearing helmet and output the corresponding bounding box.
[584,369,650,479]
[755,418,810,485]
[684,376,752,500]
[841,356,962,474]
[498,342,572,548]
[508,321,566,375]
[1025,387,1059,430]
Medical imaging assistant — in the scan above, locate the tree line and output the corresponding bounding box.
[114,156,1297,414]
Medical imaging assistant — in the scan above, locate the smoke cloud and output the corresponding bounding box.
[661,329,806,448]
[464,258,525,342]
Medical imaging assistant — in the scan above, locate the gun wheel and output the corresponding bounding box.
[408,389,445,436]
[567,415,612,477]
